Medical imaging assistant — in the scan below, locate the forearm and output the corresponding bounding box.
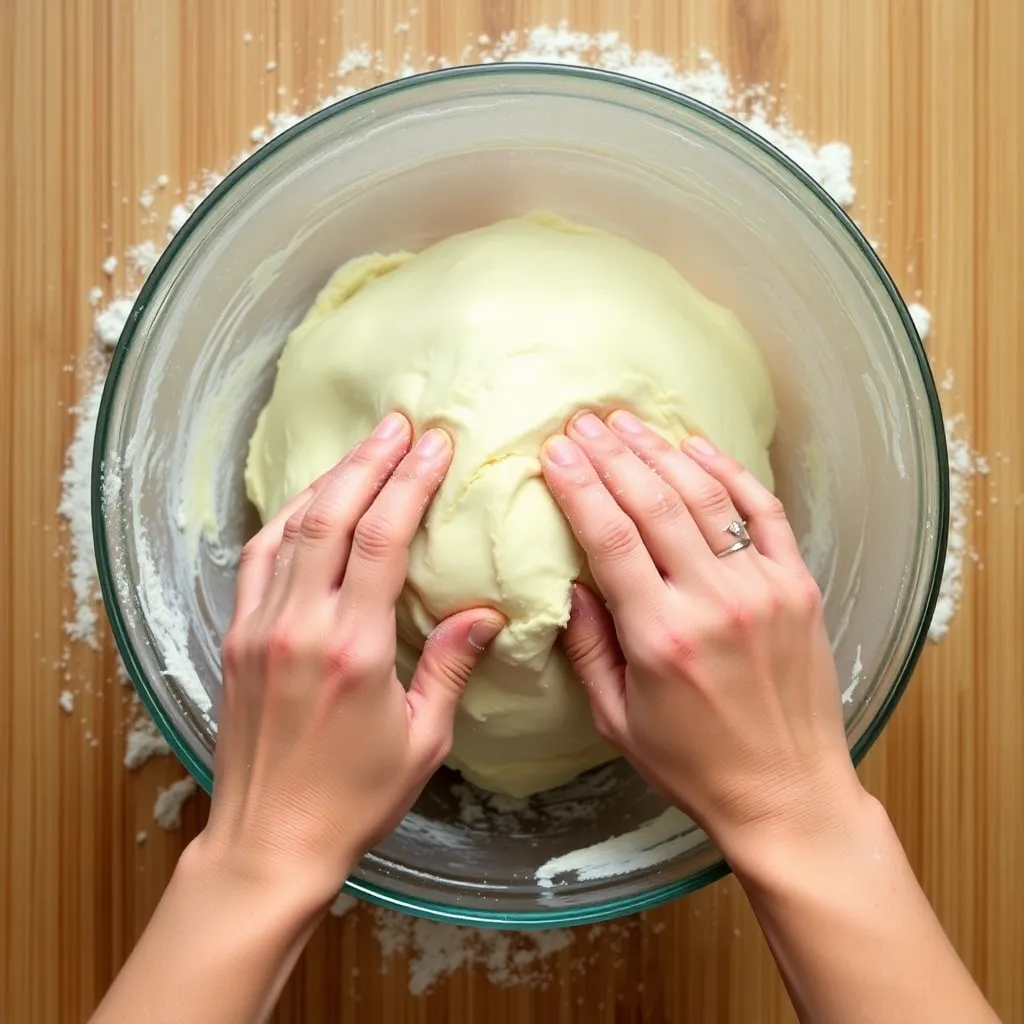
[91,838,335,1024]
[728,792,997,1024]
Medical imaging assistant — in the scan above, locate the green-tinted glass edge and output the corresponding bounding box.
[92,61,950,930]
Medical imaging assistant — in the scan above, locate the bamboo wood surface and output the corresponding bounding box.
[2,1,1022,1021]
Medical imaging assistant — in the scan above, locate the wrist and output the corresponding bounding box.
[178,830,352,926]
[717,767,888,889]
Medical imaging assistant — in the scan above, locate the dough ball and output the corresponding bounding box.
[245,213,776,797]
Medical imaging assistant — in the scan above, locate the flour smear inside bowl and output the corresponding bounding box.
[60,23,986,994]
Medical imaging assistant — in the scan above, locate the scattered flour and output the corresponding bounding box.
[328,893,359,918]
[372,909,574,996]
[124,715,172,770]
[166,203,191,237]
[58,377,104,648]
[908,301,932,341]
[153,776,197,830]
[929,410,988,642]
[127,240,161,276]
[54,20,990,995]
[94,296,137,349]
[58,689,75,714]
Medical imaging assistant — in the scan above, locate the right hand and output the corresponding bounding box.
[540,410,864,861]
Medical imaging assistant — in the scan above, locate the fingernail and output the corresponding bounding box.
[373,412,407,439]
[608,410,644,436]
[544,436,579,466]
[685,435,717,456]
[572,412,604,438]
[415,428,450,457]
[469,616,504,650]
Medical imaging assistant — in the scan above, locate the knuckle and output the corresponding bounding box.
[644,626,699,672]
[563,628,606,671]
[726,597,755,630]
[420,644,472,692]
[239,535,269,568]
[643,490,685,526]
[299,503,340,543]
[758,493,789,523]
[281,511,305,546]
[694,481,734,520]
[598,442,639,479]
[592,516,640,561]
[790,574,823,618]
[352,513,398,562]
[264,623,298,666]
[221,630,246,675]
[324,631,384,683]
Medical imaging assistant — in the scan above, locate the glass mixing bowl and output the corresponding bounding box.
[93,64,948,928]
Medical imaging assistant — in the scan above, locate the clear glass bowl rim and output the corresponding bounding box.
[92,61,950,929]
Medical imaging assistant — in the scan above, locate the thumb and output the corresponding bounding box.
[407,608,505,767]
[562,584,628,743]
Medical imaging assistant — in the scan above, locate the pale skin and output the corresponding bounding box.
[92,411,999,1024]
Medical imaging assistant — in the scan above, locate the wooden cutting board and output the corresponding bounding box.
[2,1,1022,1020]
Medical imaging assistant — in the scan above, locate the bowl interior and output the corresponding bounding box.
[95,65,946,927]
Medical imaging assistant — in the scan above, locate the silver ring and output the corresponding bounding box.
[716,519,752,558]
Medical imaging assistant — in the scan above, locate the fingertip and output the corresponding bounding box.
[413,427,452,460]
[541,434,581,468]
[372,411,411,441]
[682,434,717,458]
[606,409,645,437]
[467,612,505,651]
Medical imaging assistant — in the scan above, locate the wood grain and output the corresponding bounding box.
[2,1,1022,1021]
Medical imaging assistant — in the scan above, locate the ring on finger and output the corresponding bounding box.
[715,519,753,559]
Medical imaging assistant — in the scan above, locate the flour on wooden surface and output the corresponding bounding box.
[54,21,989,994]
[328,893,359,918]
[908,302,932,341]
[94,295,137,349]
[930,409,988,642]
[127,241,161,276]
[372,909,574,996]
[153,776,197,830]
[124,713,172,770]
[58,375,105,648]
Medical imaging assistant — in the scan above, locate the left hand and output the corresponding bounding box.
[198,413,504,906]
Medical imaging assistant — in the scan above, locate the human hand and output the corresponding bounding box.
[540,411,862,863]
[200,413,504,906]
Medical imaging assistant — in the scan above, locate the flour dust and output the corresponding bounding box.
[55,19,989,995]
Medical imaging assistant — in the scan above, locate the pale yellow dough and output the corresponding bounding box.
[245,213,776,797]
